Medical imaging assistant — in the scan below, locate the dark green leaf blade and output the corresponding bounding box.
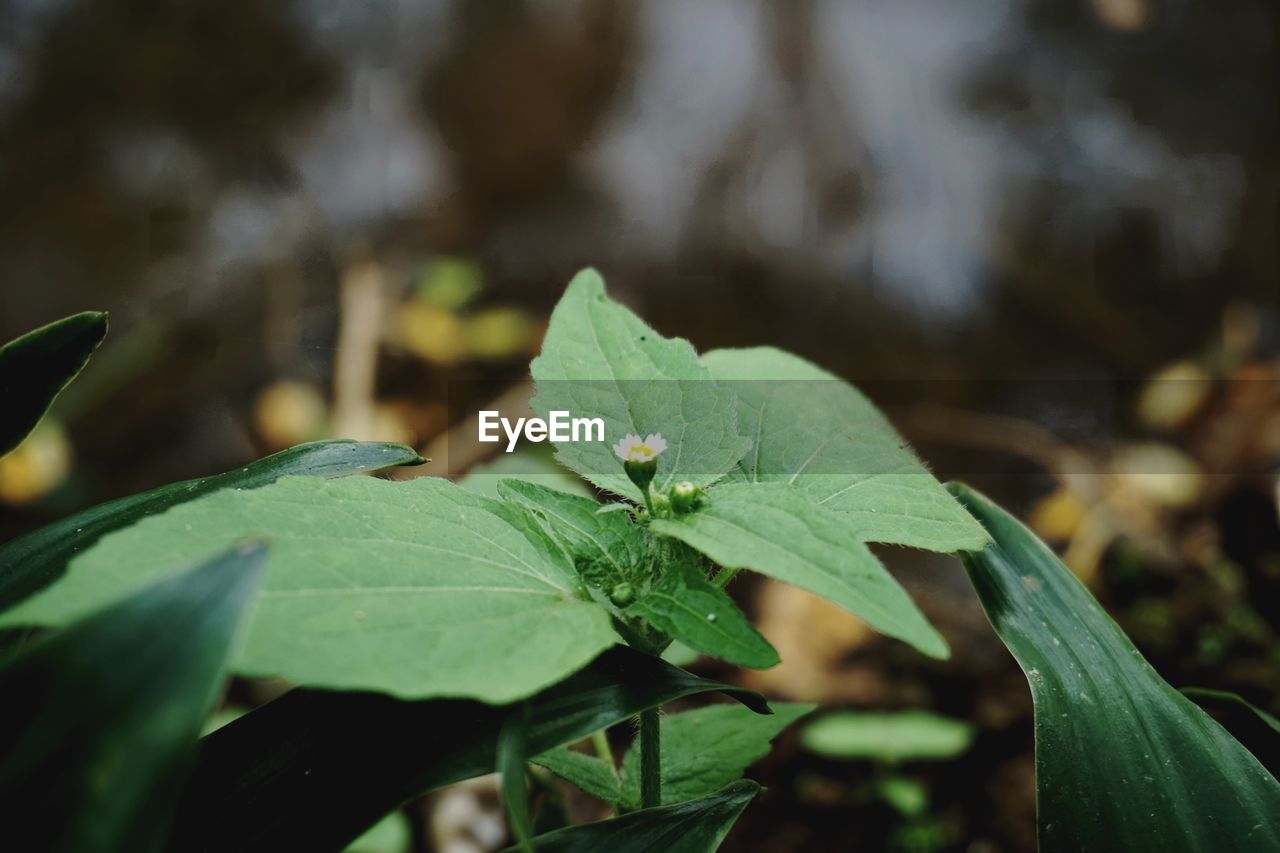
[949,482,1280,852]
[625,559,778,669]
[0,310,108,457]
[168,646,769,851]
[0,439,423,613]
[511,780,759,853]
[499,703,535,852]
[0,543,265,853]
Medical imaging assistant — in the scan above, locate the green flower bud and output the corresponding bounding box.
[669,481,702,514]
[609,581,636,607]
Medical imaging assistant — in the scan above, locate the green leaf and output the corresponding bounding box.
[499,703,535,852]
[530,269,749,501]
[619,702,814,807]
[5,475,615,702]
[0,543,265,853]
[169,646,769,851]
[800,711,973,762]
[533,747,623,805]
[461,447,592,499]
[0,439,424,613]
[651,483,947,659]
[625,558,778,669]
[498,479,650,585]
[702,347,987,553]
[511,780,759,853]
[0,310,108,458]
[949,482,1280,852]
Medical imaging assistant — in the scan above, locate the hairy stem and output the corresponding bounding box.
[639,707,662,808]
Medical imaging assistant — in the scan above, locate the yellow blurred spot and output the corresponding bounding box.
[1028,487,1087,543]
[1137,361,1211,432]
[462,307,536,360]
[254,380,328,451]
[1112,443,1203,509]
[0,421,72,506]
[398,303,467,365]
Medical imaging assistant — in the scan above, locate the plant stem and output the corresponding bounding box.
[639,707,662,808]
[592,729,618,779]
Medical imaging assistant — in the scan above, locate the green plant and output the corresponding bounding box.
[0,271,986,849]
[1,270,1276,851]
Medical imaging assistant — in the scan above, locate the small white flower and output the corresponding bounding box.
[612,432,667,462]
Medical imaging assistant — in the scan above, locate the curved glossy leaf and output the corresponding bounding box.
[167,646,768,851]
[0,439,423,612]
[652,483,947,659]
[511,780,759,853]
[0,310,107,457]
[529,269,749,500]
[0,543,265,853]
[950,482,1280,852]
[6,475,616,702]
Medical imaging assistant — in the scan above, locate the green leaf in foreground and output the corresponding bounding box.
[5,475,616,702]
[625,558,778,669]
[510,780,759,853]
[0,543,265,853]
[0,310,108,458]
[530,269,749,500]
[702,347,988,553]
[169,646,768,850]
[619,702,813,807]
[800,711,973,763]
[533,747,623,805]
[652,483,947,659]
[949,482,1280,852]
[0,439,424,613]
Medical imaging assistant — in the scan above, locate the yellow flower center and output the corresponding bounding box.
[630,445,653,458]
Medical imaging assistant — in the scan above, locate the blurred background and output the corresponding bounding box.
[1,0,1277,850]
